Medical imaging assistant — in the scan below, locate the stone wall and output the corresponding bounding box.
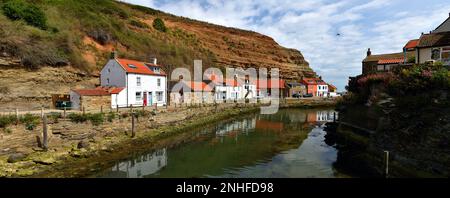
[80,95,111,111]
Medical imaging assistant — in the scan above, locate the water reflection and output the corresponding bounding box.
[98,109,342,178]
[102,149,168,178]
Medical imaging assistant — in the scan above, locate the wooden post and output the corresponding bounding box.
[384,151,390,178]
[42,115,48,151]
[63,107,66,119]
[116,104,119,113]
[41,107,44,119]
[131,113,136,138]
[333,112,336,122]
[155,103,158,111]
[100,106,103,114]
[130,104,133,113]
[82,106,85,115]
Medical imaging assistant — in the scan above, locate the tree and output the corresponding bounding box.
[152,18,167,32]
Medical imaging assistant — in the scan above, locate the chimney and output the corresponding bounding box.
[110,50,118,59]
[150,57,157,65]
[367,48,372,56]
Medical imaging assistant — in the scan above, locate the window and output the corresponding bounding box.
[108,68,111,73]
[156,91,163,102]
[137,77,141,86]
[128,64,137,69]
[153,67,160,74]
[107,78,110,84]
[431,48,441,60]
[377,65,385,71]
[157,78,161,87]
[441,47,450,65]
[136,92,142,101]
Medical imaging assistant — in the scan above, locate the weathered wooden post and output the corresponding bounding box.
[130,104,134,113]
[384,151,390,178]
[82,106,86,115]
[155,103,158,111]
[41,107,44,119]
[333,112,336,122]
[42,115,48,151]
[131,113,136,138]
[63,107,67,119]
[116,104,119,113]
[101,105,103,114]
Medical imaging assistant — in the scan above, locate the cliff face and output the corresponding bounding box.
[0,0,315,109]
[163,18,315,79]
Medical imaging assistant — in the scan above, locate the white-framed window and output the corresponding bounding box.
[377,65,385,71]
[157,78,161,87]
[136,92,142,101]
[441,47,450,64]
[156,91,163,102]
[137,77,141,86]
[153,67,160,74]
[107,78,110,84]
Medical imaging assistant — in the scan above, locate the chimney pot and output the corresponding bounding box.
[367,48,372,56]
[110,50,118,59]
[150,57,157,65]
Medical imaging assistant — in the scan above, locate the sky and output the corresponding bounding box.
[121,0,450,91]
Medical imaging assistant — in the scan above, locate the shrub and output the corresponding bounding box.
[130,19,149,29]
[121,112,129,119]
[86,28,114,45]
[1,0,47,30]
[88,113,104,126]
[68,113,88,123]
[48,112,62,123]
[153,18,167,32]
[0,115,16,128]
[3,128,12,134]
[107,112,116,122]
[20,113,40,130]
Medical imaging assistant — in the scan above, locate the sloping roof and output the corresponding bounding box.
[404,39,419,50]
[327,84,337,90]
[433,15,450,33]
[417,32,450,48]
[72,87,125,96]
[378,58,405,64]
[116,59,166,76]
[169,81,213,92]
[363,52,405,63]
[302,78,327,86]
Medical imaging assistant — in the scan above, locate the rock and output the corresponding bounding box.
[7,153,27,163]
[33,156,56,165]
[77,140,90,149]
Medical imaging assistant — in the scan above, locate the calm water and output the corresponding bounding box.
[97,108,347,178]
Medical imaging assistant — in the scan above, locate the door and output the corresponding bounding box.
[143,92,148,107]
[148,92,153,105]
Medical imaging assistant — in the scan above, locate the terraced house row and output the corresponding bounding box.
[69,53,338,110]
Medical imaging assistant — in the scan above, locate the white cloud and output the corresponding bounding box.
[121,0,450,91]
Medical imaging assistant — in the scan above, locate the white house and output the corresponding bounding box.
[100,58,167,108]
[213,78,257,101]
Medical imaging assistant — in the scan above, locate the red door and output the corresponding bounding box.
[143,92,148,107]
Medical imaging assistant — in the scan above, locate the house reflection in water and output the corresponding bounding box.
[309,110,338,123]
[103,148,167,178]
[216,118,257,137]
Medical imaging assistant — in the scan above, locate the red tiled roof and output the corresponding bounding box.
[404,39,419,50]
[302,78,328,86]
[188,81,214,92]
[257,79,285,89]
[378,58,405,64]
[116,59,166,76]
[72,86,125,96]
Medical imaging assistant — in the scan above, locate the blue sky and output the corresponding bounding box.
[121,0,450,91]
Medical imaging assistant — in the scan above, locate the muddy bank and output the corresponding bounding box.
[0,99,337,178]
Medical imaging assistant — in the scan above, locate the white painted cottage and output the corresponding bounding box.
[100,58,167,108]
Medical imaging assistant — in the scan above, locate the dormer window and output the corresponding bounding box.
[153,67,160,74]
[128,64,137,69]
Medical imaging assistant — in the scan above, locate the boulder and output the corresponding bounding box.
[77,140,90,149]
[7,153,27,163]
